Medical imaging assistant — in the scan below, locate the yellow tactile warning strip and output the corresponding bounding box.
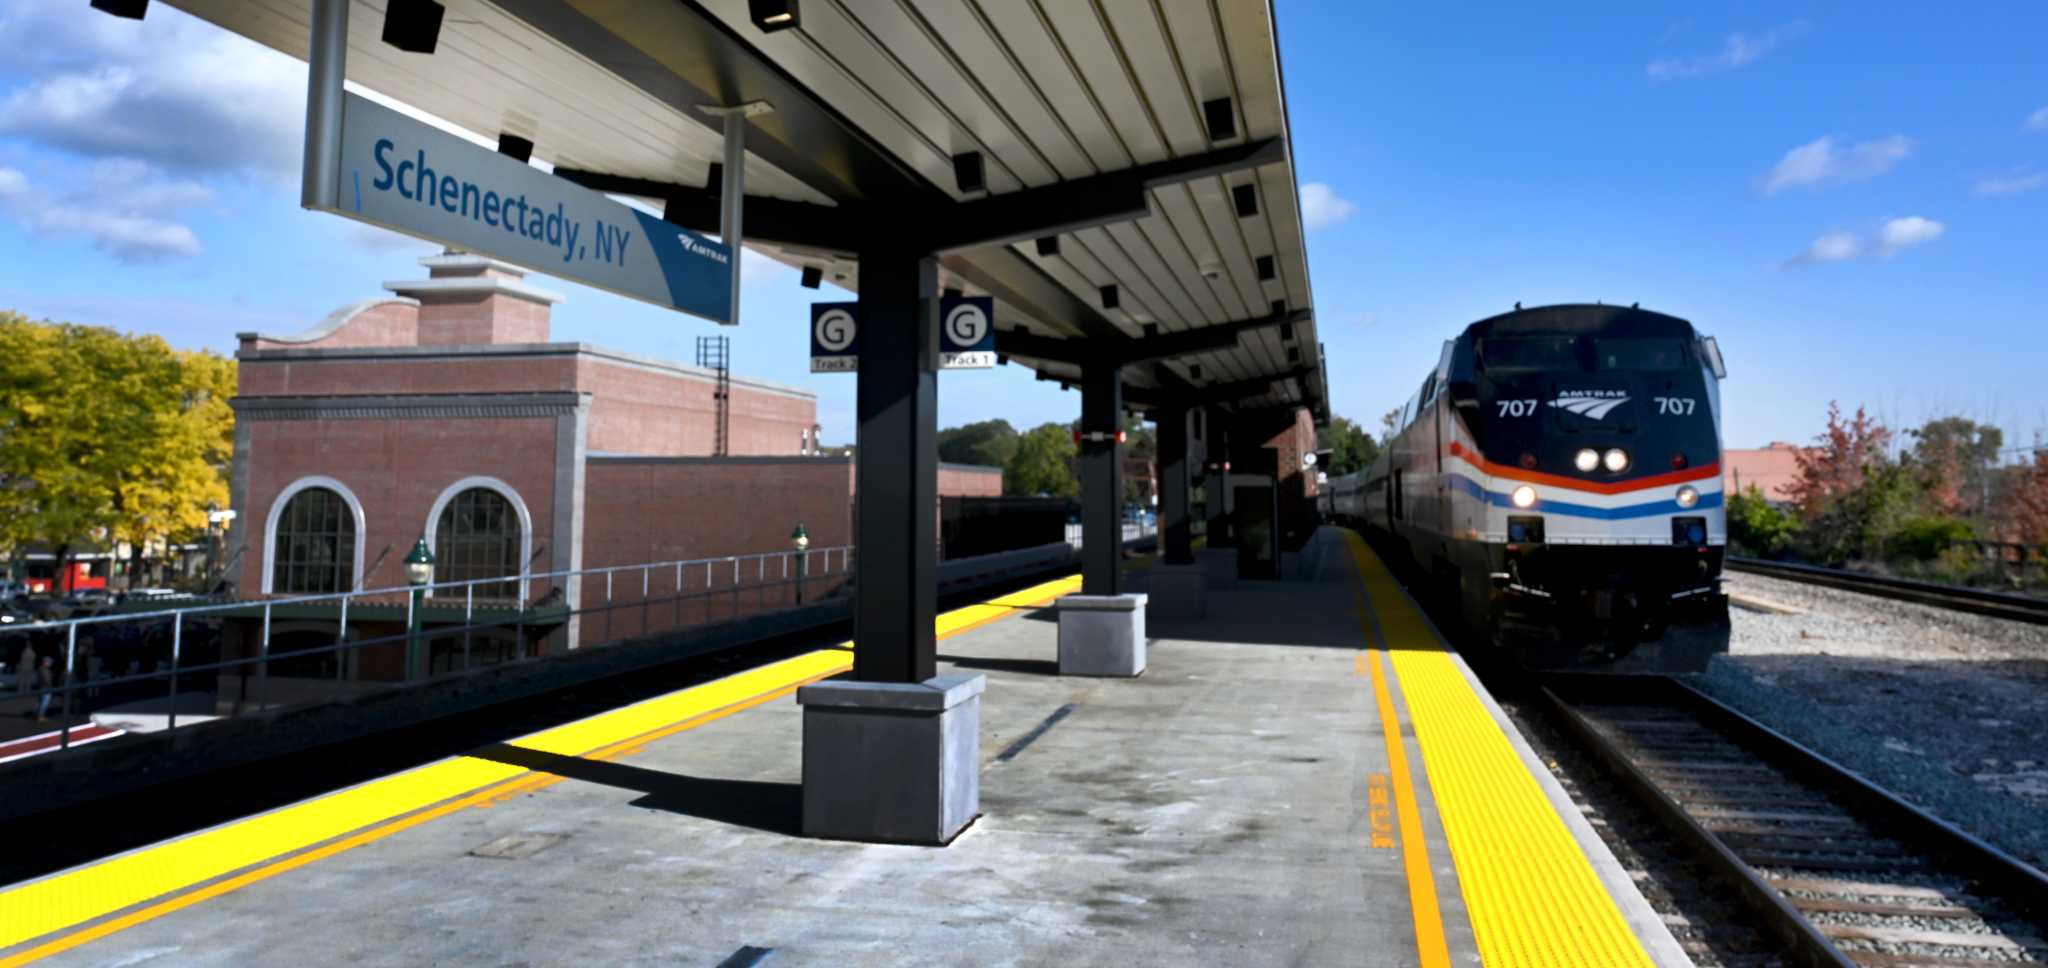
[1340,530,1655,968]
[1361,643,1453,968]
[0,574,1083,965]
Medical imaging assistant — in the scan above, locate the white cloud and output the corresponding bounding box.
[1876,215,1944,255]
[1647,24,1800,80]
[2027,106,2048,132]
[1788,231,1863,267]
[0,0,304,177]
[1355,311,1378,328]
[1781,216,1944,268]
[0,162,208,261]
[1299,182,1356,231]
[1761,135,1914,193]
[1974,166,2047,196]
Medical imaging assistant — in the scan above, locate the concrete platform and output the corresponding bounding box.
[8,531,1685,967]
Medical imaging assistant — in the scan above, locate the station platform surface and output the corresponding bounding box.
[1,530,1684,967]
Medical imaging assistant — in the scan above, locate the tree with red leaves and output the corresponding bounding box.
[2010,447,2048,546]
[1786,402,1894,523]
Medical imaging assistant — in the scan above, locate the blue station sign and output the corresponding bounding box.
[314,94,734,324]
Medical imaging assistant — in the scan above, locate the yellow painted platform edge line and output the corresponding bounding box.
[0,675,825,968]
[0,574,1080,966]
[1356,602,1453,968]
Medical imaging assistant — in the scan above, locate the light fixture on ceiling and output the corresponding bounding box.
[1202,97,1236,142]
[953,152,985,194]
[89,0,148,18]
[748,0,800,32]
[382,0,445,54]
[800,266,823,289]
[1035,236,1060,257]
[497,133,534,163]
[1100,285,1120,310]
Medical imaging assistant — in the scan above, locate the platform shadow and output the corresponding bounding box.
[1018,606,1060,624]
[470,742,802,836]
[935,653,1061,676]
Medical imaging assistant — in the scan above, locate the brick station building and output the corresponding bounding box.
[224,251,998,667]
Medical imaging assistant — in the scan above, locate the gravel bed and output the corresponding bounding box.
[1693,572,2048,871]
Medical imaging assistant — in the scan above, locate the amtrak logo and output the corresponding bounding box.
[1550,391,1630,420]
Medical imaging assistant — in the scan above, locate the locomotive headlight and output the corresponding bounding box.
[1574,448,1600,472]
[1675,485,1700,509]
[1602,448,1630,472]
[1511,485,1538,508]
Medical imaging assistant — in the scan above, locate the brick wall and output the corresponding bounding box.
[582,457,854,567]
[577,357,814,457]
[937,464,1003,497]
[239,415,562,599]
[415,292,550,346]
[243,300,419,352]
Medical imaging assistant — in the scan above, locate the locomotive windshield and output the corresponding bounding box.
[1479,336,1694,373]
[1591,338,1689,371]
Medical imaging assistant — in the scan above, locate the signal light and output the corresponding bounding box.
[1511,485,1538,509]
[1574,448,1600,472]
[1603,448,1630,472]
[1671,452,1688,469]
[1519,452,1538,470]
[1675,485,1700,509]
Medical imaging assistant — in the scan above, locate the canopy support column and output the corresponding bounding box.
[1158,406,1193,566]
[801,247,981,847]
[1079,362,1124,597]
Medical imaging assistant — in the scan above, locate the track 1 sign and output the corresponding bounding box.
[807,295,999,373]
[939,296,996,369]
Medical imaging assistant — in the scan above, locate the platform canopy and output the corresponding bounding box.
[162,0,1326,421]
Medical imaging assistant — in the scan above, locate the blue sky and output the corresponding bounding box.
[0,1,2043,450]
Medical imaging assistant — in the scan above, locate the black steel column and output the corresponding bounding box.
[1205,409,1233,547]
[1158,406,1194,566]
[853,249,939,683]
[1080,363,1123,596]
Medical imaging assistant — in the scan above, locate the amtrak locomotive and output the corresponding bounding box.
[1324,304,1731,672]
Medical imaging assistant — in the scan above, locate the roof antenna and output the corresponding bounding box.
[1513,301,1521,310]
[1631,302,1639,309]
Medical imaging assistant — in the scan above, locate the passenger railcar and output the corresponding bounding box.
[1324,304,1731,672]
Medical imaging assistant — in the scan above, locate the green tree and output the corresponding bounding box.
[1905,416,2003,517]
[1122,414,1156,506]
[1726,486,1797,557]
[936,418,1019,468]
[1318,416,1381,476]
[1004,422,1078,497]
[0,313,234,578]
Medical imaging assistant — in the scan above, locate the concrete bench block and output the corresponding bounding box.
[798,674,984,845]
[1147,562,1206,619]
[1057,593,1147,677]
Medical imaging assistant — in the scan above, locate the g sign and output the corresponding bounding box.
[810,302,858,372]
[939,295,996,369]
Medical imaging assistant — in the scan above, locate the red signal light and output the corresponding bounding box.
[1519,452,1538,469]
[1671,453,1688,469]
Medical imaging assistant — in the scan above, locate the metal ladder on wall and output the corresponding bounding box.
[695,335,731,457]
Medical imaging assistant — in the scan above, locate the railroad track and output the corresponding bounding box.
[1538,674,2048,968]
[1726,557,2048,626]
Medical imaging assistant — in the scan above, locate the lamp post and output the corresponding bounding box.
[404,538,435,681]
[791,523,809,605]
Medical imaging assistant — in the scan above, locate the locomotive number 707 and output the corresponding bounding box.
[1496,399,1538,417]
[1654,397,1696,415]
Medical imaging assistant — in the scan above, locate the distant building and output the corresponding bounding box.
[223,251,995,661]
[1722,443,1806,504]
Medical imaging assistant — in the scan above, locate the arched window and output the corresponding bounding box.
[434,487,523,598]
[272,487,357,594]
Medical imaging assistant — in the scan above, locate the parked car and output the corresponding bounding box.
[60,588,114,608]
[0,581,29,604]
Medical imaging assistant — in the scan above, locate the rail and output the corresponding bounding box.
[1,546,855,754]
[1537,674,2048,967]
[1726,556,2048,625]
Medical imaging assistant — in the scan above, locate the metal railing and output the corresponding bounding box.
[0,546,854,755]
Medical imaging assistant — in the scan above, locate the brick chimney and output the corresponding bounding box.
[385,249,563,346]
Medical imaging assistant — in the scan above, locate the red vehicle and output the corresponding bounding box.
[21,556,111,596]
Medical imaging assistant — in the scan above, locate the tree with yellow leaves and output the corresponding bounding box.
[0,311,235,587]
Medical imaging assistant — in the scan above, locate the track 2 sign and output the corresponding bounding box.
[810,302,858,372]
[807,295,997,373]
